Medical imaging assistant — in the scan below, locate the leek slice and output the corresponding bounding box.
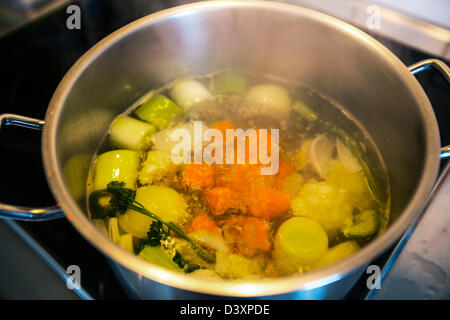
[109,115,156,150]
[170,80,213,110]
[134,94,183,130]
[92,150,139,191]
[212,70,247,95]
[274,217,328,274]
[138,245,181,272]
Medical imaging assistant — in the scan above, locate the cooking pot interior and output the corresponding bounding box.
[54,4,429,232]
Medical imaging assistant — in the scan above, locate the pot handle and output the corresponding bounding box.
[0,114,64,221]
[408,59,450,159]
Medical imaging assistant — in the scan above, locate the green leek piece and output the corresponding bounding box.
[274,217,328,274]
[292,101,318,122]
[339,209,379,240]
[134,94,183,130]
[138,245,181,272]
[213,70,247,95]
[109,115,156,150]
[93,150,139,191]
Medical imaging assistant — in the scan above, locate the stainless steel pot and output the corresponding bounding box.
[1,1,449,299]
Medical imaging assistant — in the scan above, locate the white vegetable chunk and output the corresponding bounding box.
[245,83,291,115]
[309,134,335,178]
[336,138,363,172]
[169,79,213,110]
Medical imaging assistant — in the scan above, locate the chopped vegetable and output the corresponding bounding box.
[151,122,198,155]
[275,158,295,182]
[245,83,291,116]
[138,221,202,273]
[212,70,247,95]
[118,234,134,253]
[107,217,120,244]
[220,215,271,257]
[292,139,311,171]
[314,241,359,268]
[339,209,379,240]
[93,150,139,191]
[204,187,243,216]
[189,230,229,253]
[336,138,362,172]
[170,79,213,110]
[134,94,183,130]
[109,115,156,150]
[329,125,385,205]
[327,162,375,211]
[63,154,90,202]
[189,215,221,234]
[309,134,335,178]
[101,181,215,263]
[138,245,181,272]
[274,217,328,274]
[119,185,187,238]
[292,100,318,122]
[138,150,178,185]
[181,163,215,190]
[246,187,290,218]
[281,172,304,198]
[291,179,353,237]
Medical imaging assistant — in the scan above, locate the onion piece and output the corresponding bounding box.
[169,79,213,110]
[245,83,291,116]
[309,134,335,178]
[336,138,363,172]
[189,230,229,253]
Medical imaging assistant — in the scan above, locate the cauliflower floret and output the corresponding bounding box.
[138,150,178,185]
[327,162,375,211]
[291,179,353,238]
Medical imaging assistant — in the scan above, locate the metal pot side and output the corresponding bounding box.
[41,1,441,298]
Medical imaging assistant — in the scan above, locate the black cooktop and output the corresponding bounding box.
[0,0,448,300]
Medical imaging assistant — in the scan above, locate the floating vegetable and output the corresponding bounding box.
[109,115,156,150]
[134,94,183,130]
[170,79,213,110]
[138,245,182,272]
[274,217,328,274]
[108,217,120,244]
[138,150,178,185]
[339,209,379,240]
[212,70,247,95]
[119,185,187,238]
[336,138,363,172]
[309,134,334,179]
[245,83,291,116]
[118,234,134,253]
[91,181,215,263]
[291,180,354,237]
[93,150,139,191]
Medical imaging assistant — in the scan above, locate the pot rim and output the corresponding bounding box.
[42,0,441,297]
